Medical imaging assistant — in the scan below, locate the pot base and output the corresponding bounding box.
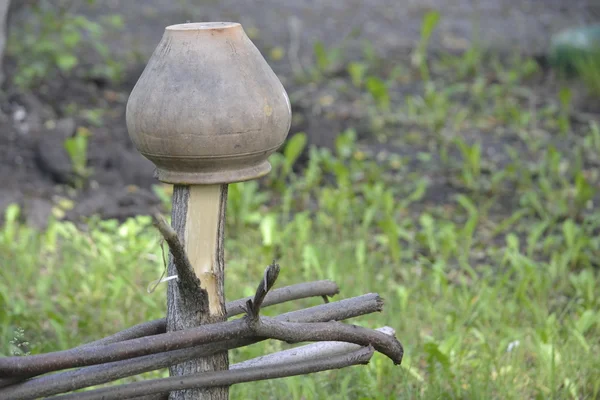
[155,160,272,185]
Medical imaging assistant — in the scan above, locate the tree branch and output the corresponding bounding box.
[0,378,19,389]
[0,319,249,378]
[254,318,403,364]
[232,326,395,370]
[151,212,204,299]
[226,279,337,319]
[128,331,396,399]
[52,347,375,400]
[1,294,383,400]
[78,280,339,349]
[245,262,280,320]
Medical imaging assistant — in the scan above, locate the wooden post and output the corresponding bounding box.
[126,22,291,400]
[166,184,228,399]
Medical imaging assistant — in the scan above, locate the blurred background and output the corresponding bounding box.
[1,1,600,399]
[0,0,597,224]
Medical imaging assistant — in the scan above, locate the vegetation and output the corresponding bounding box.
[7,0,124,89]
[63,126,92,188]
[2,10,600,400]
[572,52,600,98]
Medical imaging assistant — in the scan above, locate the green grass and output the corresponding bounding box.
[573,53,600,98]
[2,18,600,399]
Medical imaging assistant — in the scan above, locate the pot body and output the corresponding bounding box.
[126,22,292,184]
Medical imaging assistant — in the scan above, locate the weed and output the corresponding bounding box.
[9,327,30,356]
[63,126,92,188]
[348,62,368,88]
[573,52,600,97]
[558,87,573,136]
[453,138,482,191]
[365,76,390,111]
[411,10,441,82]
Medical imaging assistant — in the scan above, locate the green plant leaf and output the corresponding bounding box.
[56,54,78,72]
[366,76,390,110]
[64,127,90,182]
[424,341,450,370]
[61,29,81,48]
[335,129,357,159]
[574,171,595,209]
[558,87,572,109]
[575,310,597,335]
[348,62,367,87]
[313,41,329,71]
[259,214,277,247]
[421,11,441,44]
[283,133,308,172]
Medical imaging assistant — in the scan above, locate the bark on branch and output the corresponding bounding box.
[79,280,339,349]
[0,319,248,378]
[232,326,395,370]
[53,346,375,400]
[245,262,280,320]
[1,294,383,400]
[151,212,207,310]
[0,261,401,380]
[0,265,401,400]
[0,280,339,392]
[0,298,397,379]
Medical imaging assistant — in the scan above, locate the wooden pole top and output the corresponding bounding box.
[126,22,291,185]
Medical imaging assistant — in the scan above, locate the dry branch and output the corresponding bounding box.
[0,285,346,378]
[232,326,395,370]
[1,294,384,400]
[151,212,205,300]
[0,378,18,389]
[79,280,339,348]
[245,262,280,319]
[253,319,403,364]
[0,298,401,378]
[0,319,249,378]
[53,346,375,400]
[0,265,401,400]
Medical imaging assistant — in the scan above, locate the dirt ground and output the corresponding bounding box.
[92,0,598,64]
[0,1,598,227]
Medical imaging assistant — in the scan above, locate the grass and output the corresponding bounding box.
[2,14,600,400]
[573,52,600,99]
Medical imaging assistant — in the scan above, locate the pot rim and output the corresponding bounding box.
[166,22,241,31]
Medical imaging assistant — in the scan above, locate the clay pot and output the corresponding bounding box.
[126,22,292,184]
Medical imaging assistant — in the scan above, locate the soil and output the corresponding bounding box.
[90,0,598,64]
[0,2,598,228]
[0,62,161,228]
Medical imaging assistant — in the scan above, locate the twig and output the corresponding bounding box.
[245,262,280,319]
[78,280,339,349]
[77,320,165,349]
[122,327,395,400]
[52,346,375,400]
[151,212,203,297]
[226,279,337,319]
[241,265,401,363]
[257,319,402,363]
[1,294,383,400]
[232,326,395,370]
[0,319,249,378]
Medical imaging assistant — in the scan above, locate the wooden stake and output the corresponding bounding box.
[167,184,229,400]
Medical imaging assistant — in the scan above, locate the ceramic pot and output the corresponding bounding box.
[126,22,292,184]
